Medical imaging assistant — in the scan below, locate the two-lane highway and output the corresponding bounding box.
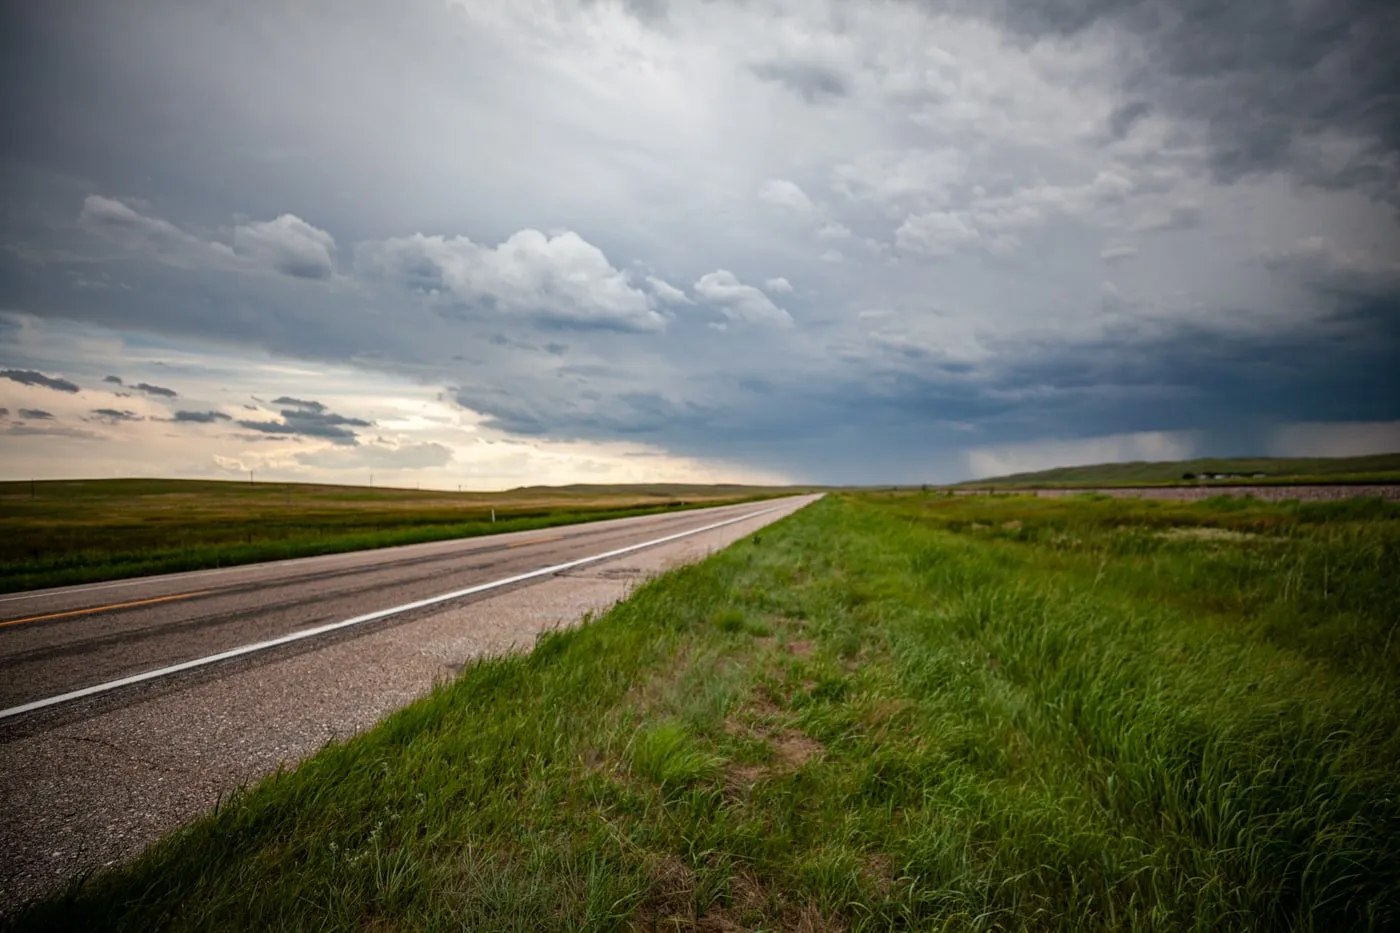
[0,498,797,717]
[0,495,817,913]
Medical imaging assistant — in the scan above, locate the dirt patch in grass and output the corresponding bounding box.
[786,639,814,658]
[723,686,826,796]
[689,878,842,933]
[862,853,895,897]
[772,730,822,768]
[634,854,697,929]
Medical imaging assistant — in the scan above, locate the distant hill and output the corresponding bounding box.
[957,452,1400,487]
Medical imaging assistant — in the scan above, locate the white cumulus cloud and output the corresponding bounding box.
[233,215,337,280]
[758,179,816,214]
[694,270,793,327]
[359,229,665,332]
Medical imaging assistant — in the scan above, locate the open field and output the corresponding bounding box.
[954,452,1400,487]
[12,492,1397,930]
[0,479,813,594]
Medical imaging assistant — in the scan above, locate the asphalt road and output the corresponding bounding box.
[0,494,819,914]
[0,498,794,715]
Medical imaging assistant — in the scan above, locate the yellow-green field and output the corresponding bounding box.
[0,478,814,593]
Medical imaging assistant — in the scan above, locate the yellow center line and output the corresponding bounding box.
[505,535,565,549]
[0,590,213,628]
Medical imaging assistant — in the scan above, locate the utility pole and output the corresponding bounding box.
[249,470,254,486]
[369,473,373,489]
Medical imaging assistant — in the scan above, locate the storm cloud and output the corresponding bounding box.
[236,399,372,445]
[961,0,1400,198]
[131,382,177,399]
[0,0,1396,484]
[88,408,142,423]
[172,410,232,423]
[751,59,851,103]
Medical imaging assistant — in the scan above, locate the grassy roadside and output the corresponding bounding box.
[0,479,805,594]
[11,493,1399,930]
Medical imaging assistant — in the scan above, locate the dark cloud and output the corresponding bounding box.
[236,399,372,445]
[750,60,850,103]
[172,409,232,423]
[1132,204,1201,233]
[75,194,204,255]
[88,408,142,423]
[1,369,79,393]
[1106,100,1151,139]
[103,374,123,384]
[270,396,326,412]
[581,0,668,24]
[0,407,8,418]
[958,0,1400,197]
[18,408,54,420]
[131,382,177,398]
[232,215,337,280]
[1263,239,1400,302]
[622,0,668,23]
[0,0,1394,485]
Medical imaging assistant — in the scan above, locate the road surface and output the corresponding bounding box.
[0,494,818,913]
[0,498,805,715]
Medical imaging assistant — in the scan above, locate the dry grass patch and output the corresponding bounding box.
[785,639,815,658]
[1157,526,1262,542]
[772,731,822,769]
[722,682,826,797]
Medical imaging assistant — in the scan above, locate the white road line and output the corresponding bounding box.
[0,502,792,722]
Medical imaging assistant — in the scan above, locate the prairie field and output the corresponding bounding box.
[0,479,803,593]
[956,451,1400,487]
[13,492,1399,931]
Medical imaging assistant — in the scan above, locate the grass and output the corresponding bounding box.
[952,452,1400,487]
[0,478,811,593]
[10,492,1399,930]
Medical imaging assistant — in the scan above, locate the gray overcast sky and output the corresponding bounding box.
[1,0,1397,487]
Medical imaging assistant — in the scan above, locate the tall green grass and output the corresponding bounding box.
[11,493,1397,930]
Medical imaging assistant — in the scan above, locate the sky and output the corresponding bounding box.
[1,0,1397,489]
